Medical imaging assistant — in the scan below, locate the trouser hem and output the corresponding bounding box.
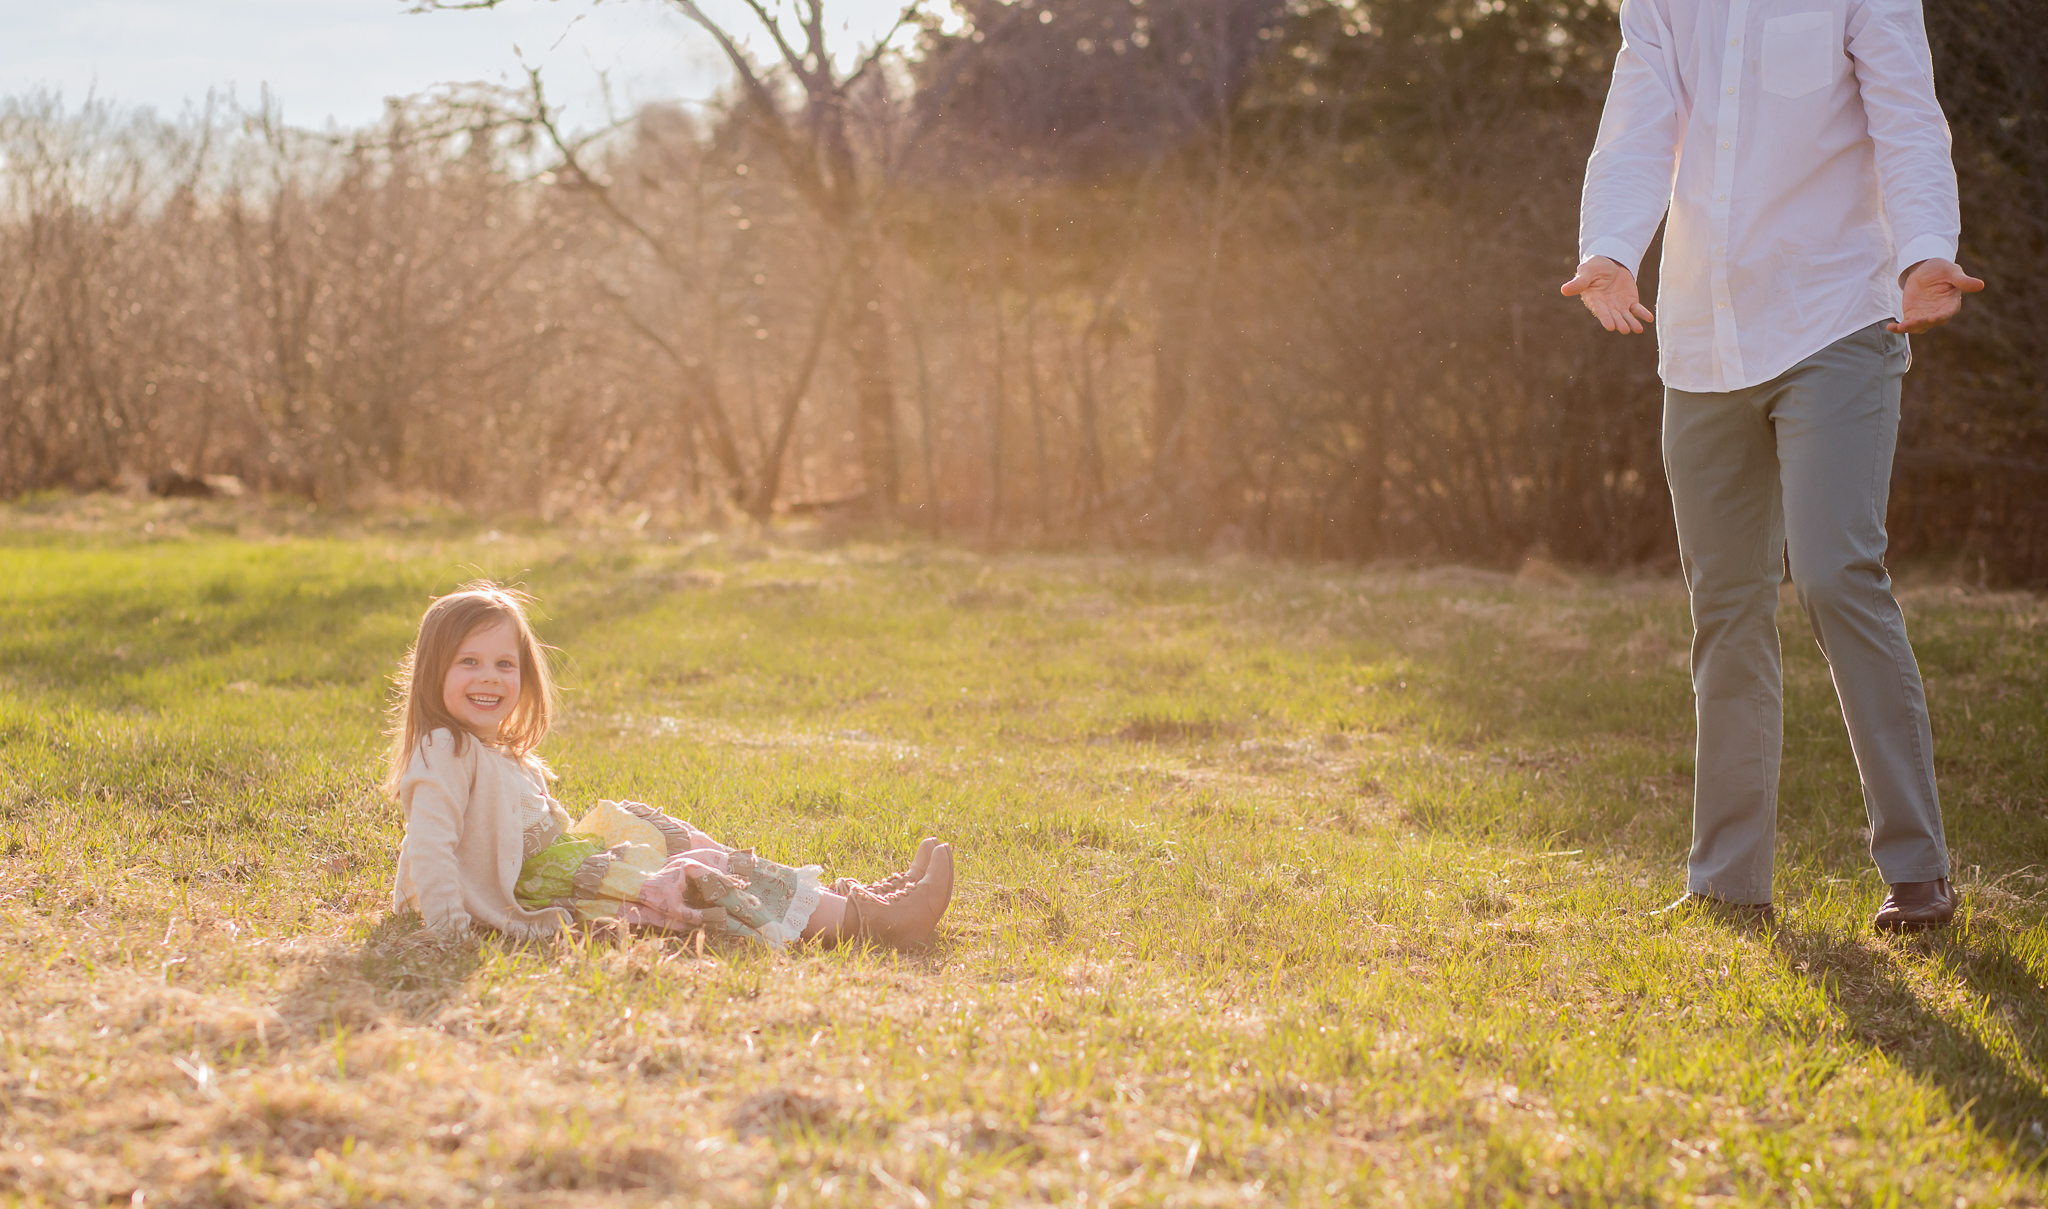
[1686,877,1772,905]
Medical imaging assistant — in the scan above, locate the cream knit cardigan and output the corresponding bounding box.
[391,727,572,939]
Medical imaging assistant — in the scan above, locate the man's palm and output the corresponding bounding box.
[1561,257,1655,334]
[1889,259,1986,334]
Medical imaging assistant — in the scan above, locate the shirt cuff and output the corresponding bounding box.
[1581,237,1647,281]
[1895,234,1958,279]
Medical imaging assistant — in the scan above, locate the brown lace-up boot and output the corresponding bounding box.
[830,837,939,898]
[838,844,954,952]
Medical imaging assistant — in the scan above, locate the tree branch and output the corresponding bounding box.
[519,67,706,284]
[730,0,813,79]
[661,0,837,218]
[601,290,752,495]
[749,249,852,516]
[841,2,920,92]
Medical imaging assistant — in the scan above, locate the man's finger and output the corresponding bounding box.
[1892,304,1955,335]
[1955,271,1986,293]
[1561,273,1594,297]
[1587,294,1640,334]
[1630,302,1656,324]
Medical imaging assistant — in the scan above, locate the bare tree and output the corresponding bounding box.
[427,0,927,519]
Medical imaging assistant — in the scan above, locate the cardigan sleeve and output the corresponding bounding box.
[396,729,478,933]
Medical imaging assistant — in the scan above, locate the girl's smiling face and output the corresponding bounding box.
[442,620,522,738]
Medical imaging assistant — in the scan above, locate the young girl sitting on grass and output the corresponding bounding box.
[385,583,953,949]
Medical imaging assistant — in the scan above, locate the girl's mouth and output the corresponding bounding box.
[467,694,503,711]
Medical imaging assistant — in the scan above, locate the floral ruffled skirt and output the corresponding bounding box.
[514,800,821,949]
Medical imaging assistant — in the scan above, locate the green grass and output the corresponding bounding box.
[1,493,2044,1207]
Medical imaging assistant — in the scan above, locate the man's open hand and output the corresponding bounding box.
[1561,256,1655,334]
[1888,259,1985,334]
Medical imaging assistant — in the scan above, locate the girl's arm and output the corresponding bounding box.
[396,733,475,932]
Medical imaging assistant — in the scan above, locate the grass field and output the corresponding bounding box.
[2,493,2045,1207]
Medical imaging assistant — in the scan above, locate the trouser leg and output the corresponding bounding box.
[1775,324,1949,883]
[1664,378,1785,904]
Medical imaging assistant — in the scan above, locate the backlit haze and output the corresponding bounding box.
[1,0,921,134]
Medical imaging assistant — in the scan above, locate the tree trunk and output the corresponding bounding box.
[1021,218,1050,538]
[843,252,899,518]
[1150,282,1194,487]
[985,284,1007,544]
[1072,294,1109,510]
[908,309,942,538]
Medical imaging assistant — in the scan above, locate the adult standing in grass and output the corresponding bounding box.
[1561,0,1979,929]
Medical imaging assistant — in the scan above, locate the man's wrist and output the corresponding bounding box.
[1580,239,1643,279]
[1894,234,1957,280]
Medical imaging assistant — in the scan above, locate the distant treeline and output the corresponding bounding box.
[2,0,2042,577]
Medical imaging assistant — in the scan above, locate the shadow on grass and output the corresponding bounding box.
[1777,921,2048,1157]
[276,912,482,1031]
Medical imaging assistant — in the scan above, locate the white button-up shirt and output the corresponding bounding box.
[1578,0,1960,393]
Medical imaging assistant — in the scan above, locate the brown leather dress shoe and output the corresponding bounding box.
[1873,878,1954,932]
[1653,892,1775,927]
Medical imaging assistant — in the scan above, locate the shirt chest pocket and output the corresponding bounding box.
[1761,11,1837,99]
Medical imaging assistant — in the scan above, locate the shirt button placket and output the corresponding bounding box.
[1709,0,1748,386]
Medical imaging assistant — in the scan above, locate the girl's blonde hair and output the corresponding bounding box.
[384,583,557,797]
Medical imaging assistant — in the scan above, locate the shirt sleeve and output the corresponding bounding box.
[396,731,475,933]
[1578,0,1684,279]
[1847,0,1960,276]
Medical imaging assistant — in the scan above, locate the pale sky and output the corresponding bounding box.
[0,0,920,135]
